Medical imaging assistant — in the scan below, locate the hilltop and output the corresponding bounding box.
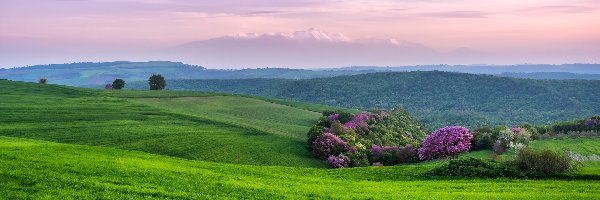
[0,79,341,167]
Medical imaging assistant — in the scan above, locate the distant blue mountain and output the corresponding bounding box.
[1,61,599,86]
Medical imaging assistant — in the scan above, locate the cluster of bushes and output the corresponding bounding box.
[470,116,600,155]
[309,110,481,168]
[308,109,428,168]
[550,116,600,133]
[471,125,538,154]
[429,148,579,178]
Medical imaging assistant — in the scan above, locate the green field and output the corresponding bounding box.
[0,80,325,167]
[2,136,600,199]
[2,80,600,199]
[133,96,321,140]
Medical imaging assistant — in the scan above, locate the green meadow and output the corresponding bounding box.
[1,80,600,199]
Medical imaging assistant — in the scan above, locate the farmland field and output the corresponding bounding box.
[1,80,600,199]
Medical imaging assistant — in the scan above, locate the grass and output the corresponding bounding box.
[132,96,321,140]
[0,80,325,167]
[2,136,600,199]
[529,138,600,156]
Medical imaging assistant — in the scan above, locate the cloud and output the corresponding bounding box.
[425,11,489,18]
[522,5,596,14]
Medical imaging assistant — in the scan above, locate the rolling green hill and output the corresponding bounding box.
[0,80,329,167]
[2,79,600,199]
[2,136,600,199]
[144,71,600,129]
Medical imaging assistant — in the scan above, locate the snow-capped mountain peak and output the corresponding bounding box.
[231,28,353,43]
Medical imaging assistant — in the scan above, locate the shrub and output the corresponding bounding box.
[104,84,113,89]
[148,74,166,90]
[513,148,576,175]
[472,130,494,150]
[428,157,520,178]
[38,78,48,84]
[308,110,428,167]
[496,126,531,153]
[492,140,506,154]
[327,154,351,168]
[418,126,473,160]
[312,133,350,159]
[306,125,325,149]
[112,79,125,89]
[371,144,418,165]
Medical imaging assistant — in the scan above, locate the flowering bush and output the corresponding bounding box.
[418,126,473,160]
[327,154,351,168]
[372,162,384,167]
[585,118,598,127]
[496,126,531,153]
[328,113,340,122]
[308,110,428,168]
[104,84,113,89]
[312,133,349,159]
[492,140,506,154]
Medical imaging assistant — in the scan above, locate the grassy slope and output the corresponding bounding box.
[2,136,600,199]
[0,80,325,167]
[132,96,321,140]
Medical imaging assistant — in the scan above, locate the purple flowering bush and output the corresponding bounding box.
[308,109,428,168]
[328,154,351,168]
[585,118,598,127]
[312,132,350,159]
[418,126,473,160]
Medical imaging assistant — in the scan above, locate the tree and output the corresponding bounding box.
[418,126,473,160]
[38,78,48,84]
[148,74,166,90]
[112,79,125,90]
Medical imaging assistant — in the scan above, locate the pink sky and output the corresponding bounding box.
[1,0,599,68]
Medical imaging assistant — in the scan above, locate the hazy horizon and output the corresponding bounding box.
[1,0,599,68]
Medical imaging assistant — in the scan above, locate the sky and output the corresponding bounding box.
[1,0,599,68]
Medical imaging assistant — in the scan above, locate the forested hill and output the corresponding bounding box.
[134,71,600,128]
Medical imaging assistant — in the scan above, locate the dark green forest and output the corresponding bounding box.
[132,71,600,128]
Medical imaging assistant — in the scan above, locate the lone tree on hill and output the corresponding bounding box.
[112,79,125,90]
[148,74,166,90]
[38,78,48,84]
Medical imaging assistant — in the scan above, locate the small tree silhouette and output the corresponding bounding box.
[38,78,48,84]
[112,79,125,90]
[148,74,166,90]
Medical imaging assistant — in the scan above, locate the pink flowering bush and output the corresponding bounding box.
[327,154,351,168]
[308,110,428,168]
[418,126,473,160]
[312,133,350,159]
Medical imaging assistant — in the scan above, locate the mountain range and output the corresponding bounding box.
[2,61,600,86]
